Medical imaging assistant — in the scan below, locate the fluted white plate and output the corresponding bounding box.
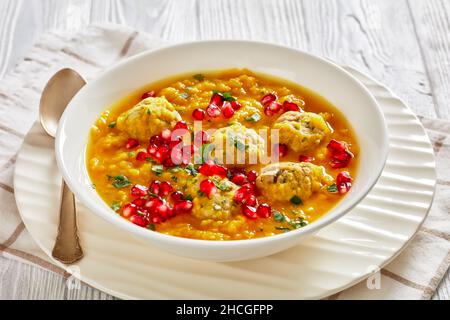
[14,68,436,299]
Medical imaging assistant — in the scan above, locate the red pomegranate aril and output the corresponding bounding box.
[243,194,258,207]
[231,100,242,110]
[170,191,185,202]
[141,91,156,99]
[231,173,248,186]
[206,104,221,118]
[130,184,148,198]
[192,108,205,121]
[242,205,258,219]
[234,186,252,203]
[199,179,217,197]
[150,181,161,195]
[222,102,235,119]
[150,215,163,224]
[174,121,188,130]
[274,144,288,158]
[145,196,163,210]
[122,203,137,218]
[154,202,171,218]
[247,170,258,183]
[264,105,276,117]
[159,181,173,197]
[133,198,146,207]
[327,139,347,154]
[147,143,158,155]
[150,135,164,146]
[283,101,301,112]
[161,129,172,142]
[336,171,353,194]
[299,155,314,162]
[125,138,139,149]
[130,214,147,227]
[136,151,149,161]
[174,200,193,214]
[261,93,277,106]
[211,164,228,178]
[257,203,272,218]
[267,101,282,112]
[154,145,170,163]
[210,92,223,106]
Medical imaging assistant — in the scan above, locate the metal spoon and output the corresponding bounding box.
[39,68,86,264]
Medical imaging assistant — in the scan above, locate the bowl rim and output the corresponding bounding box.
[55,39,389,248]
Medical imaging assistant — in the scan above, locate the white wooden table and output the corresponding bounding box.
[0,0,449,300]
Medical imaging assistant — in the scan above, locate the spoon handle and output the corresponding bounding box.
[52,180,83,264]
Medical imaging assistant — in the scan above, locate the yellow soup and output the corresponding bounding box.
[87,69,359,240]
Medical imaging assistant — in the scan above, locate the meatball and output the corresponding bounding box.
[116,97,181,141]
[185,176,239,220]
[256,162,333,202]
[209,123,266,166]
[273,111,331,153]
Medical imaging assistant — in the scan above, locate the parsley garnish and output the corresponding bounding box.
[273,211,285,222]
[151,165,164,176]
[214,181,231,191]
[108,175,132,188]
[179,92,189,99]
[184,194,193,201]
[108,121,116,128]
[111,201,121,212]
[147,224,156,231]
[193,74,205,81]
[327,184,338,193]
[289,218,308,229]
[245,113,261,123]
[212,90,236,102]
[185,163,198,176]
[290,195,303,205]
[275,227,291,233]
[171,176,178,182]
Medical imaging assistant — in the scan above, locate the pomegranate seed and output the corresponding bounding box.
[174,121,188,130]
[234,186,253,203]
[145,196,163,210]
[154,145,170,163]
[231,173,248,186]
[242,205,258,219]
[199,179,217,197]
[243,194,258,207]
[154,202,170,217]
[150,181,161,195]
[150,135,164,146]
[222,102,235,119]
[261,93,277,106]
[122,203,137,218]
[327,139,354,168]
[274,144,288,157]
[267,101,282,112]
[174,200,193,214]
[159,181,173,197]
[231,100,242,110]
[130,214,147,227]
[125,138,139,149]
[247,170,258,183]
[141,91,156,99]
[133,198,146,207]
[336,171,353,194]
[199,162,227,178]
[210,92,223,106]
[192,108,205,121]
[299,155,314,162]
[194,130,210,145]
[150,215,163,224]
[130,185,148,198]
[170,191,185,202]
[257,203,272,218]
[282,101,301,112]
[206,104,221,118]
[147,144,158,155]
[136,151,149,161]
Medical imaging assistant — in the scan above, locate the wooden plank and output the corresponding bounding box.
[408,0,450,119]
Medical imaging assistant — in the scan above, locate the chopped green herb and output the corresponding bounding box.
[234,140,246,151]
[111,201,121,212]
[146,109,152,115]
[146,157,156,164]
[91,184,96,190]
[215,181,232,191]
[275,227,291,233]
[179,92,189,99]
[128,151,136,157]
[273,211,285,222]
[169,166,182,173]
[290,219,308,229]
[147,224,156,231]
[184,194,193,201]
[108,121,116,128]
[151,165,164,176]
[185,163,198,176]
[197,190,205,197]
[108,175,132,188]
[193,74,205,81]
[171,176,178,182]
[222,92,236,102]
[245,113,261,123]
[290,195,303,205]
[327,183,338,193]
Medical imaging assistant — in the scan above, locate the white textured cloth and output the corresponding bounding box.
[0,24,448,300]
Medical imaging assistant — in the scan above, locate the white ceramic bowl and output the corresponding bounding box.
[55,41,388,262]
